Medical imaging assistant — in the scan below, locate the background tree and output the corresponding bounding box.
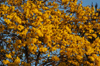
[0,0,100,66]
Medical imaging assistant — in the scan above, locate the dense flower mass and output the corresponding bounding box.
[0,0,100,66]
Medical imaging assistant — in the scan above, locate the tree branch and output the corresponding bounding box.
[35,51,40,66]
[25,45,30,63]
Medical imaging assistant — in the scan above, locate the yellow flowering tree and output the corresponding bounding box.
[0,0,100,66]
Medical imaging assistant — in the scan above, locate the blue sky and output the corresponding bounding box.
[79,0,100,8]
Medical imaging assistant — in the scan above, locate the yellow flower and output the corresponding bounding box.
[36,16,43,22]
[39,47,47,52]
[17,25,24,31]
[31,38,37,43]
[39,47,43,52]
[52,56,60,61]
[87,36,92,39]
[44,35,51,43]
[43,47,47,52]
[32,8,38,13]
[21,29,28,36]
[16,40,22,44]
[92,34,97,38]
[3,60,10,65]
[15,16,22,24]
[79,25,82,29]
[36,29,43,37]
[88,56,95,62]
[6,54,12,58]
[4,19,12,24]
[52,47,56,51]
[76,55,83,60]
[14,57,20,64]
[95,13,99,16]
[42,13,49,19]
[7,15,13,19]
[48,54,50,57]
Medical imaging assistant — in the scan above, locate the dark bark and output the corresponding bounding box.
[25,45,30,63]
[35,51,40,66]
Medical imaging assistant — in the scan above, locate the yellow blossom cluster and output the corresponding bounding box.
[52,56,60,61]
[0,0,100,66]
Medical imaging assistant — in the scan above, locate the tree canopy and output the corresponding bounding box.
[0,0,100,66]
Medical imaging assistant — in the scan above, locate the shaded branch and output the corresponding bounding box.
[25,45,30,63]
[35,51,41,66]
